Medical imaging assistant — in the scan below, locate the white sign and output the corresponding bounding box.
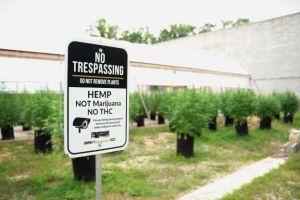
[65,40,128,158]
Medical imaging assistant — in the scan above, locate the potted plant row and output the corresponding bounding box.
[157,92,172,125]
[220,90,234,126]
[129,92,146,127]
[18,92,34,131]
[22,90,59,153]
[158,91,177,132]
[145,92,158,120]
[0,92,18,140]
[206,92,220,131]
[171,89,213,157]
[280,91,299,123]
[227,89,256,136]
[255,95,281,129]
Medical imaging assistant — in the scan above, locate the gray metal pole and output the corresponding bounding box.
[96,154,102,200]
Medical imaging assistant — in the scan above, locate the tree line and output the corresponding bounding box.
[87,18,250,44]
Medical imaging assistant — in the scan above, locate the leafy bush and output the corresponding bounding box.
[19,92,35,127]
[227,89,256,122]
[157,91,176,119]
[0,92,19,127]
[280,91,299,114]
[145,92,159,114]
[44,93,64,150]
[220,90,234,117]
[206,91,220,118]
[255,95,281,118]
[31,90,57,130]
[271,91,283,110]
[129,92,145,122]
[171,89,212,137]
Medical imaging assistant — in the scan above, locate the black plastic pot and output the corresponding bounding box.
[177,133,194,158]
[283,112,293,123]
[72,155,95,182]
[225,115,234,126]
[235,120,248,136]
[260,117,272,129]
[208,117,217,131]
[22,123,32,131]
[34,130,52,153]
[1,125,14,140]
[150,111,156,120]
[158,115,165,124]
[136,116,145,127]
[274,113,280,120]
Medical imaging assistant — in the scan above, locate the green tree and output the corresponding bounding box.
[88,18,250,44]
[159,24,196,42]
[221,20,233,28]
[199,23,216,33]
[120,29,143,43]
[233,18,250,27]
[89,18,119,39]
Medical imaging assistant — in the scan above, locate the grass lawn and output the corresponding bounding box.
[221,114,300,200]
[221,152,300,200]
[0,113,299,200]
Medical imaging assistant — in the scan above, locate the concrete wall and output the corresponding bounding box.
[156,13,300,96]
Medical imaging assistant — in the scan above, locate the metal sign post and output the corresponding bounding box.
[96,154,102,200]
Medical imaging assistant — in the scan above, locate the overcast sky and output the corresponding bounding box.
[0,0,300,53]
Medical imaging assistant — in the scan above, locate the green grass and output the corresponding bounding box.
[0,113,299,200]
[221,152,300,200]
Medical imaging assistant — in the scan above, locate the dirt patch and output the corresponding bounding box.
[64,161,72,167]
[217,115,225,127]
[0,152,13,163]
[248,116,260,129]
[129,119,167,129]
[143,132,174,149]
[47,179,62,187]
[8,173,29,181]
[255,193,282,200]
[112,155,160,169]
[178,161,220,173]
[104,193,158,200]
[25,140,34,145]
[157,132,174,140]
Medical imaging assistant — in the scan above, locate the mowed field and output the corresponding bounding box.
[0,113,299,200]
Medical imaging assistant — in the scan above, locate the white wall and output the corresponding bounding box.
[0,56,64,92]
[128,66,250,93]
[156,13,300,96]
[0,56,250,93]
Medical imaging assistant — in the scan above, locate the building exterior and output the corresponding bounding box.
[155,12,300,96]
[0,37,251,93]
[126,42,250,93]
